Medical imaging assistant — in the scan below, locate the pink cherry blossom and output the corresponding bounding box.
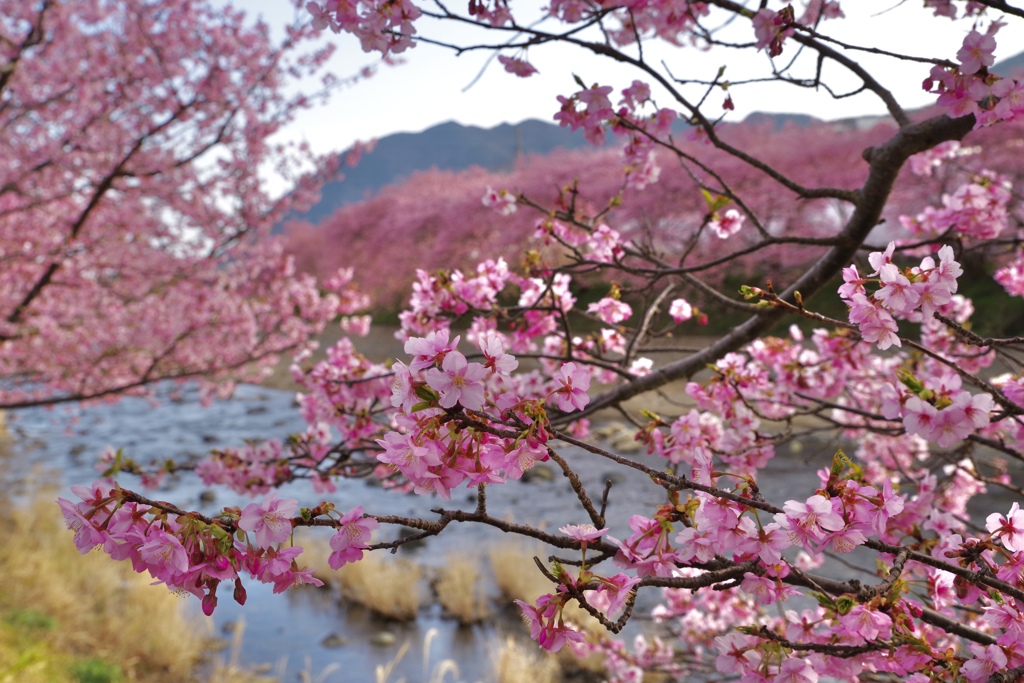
[560,523,609,544]
[478,331,518,375]
[139,528,190,578]
[482,186,518,215]
[957,29,996,75]
[587,297,632,324]
[775,657,818,683]
[589,573,641,617]
[840,604,893,642]
[328,506,380,569]
[496,55,538,78]
[551,362,591,412]
[425,350,488,410]
[668,298,693,323]
[515,593,586,652]
[961,643,1008,682]
[708,209,745,239]
[238,493,298,549]
[987,502,1024,552]
[775,495,845,547]
[874,263,920,315]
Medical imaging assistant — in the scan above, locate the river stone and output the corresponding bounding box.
[397,526,426,551]
[609,432,641,453]
[370,631,397,647]
[521,463,555,482]
[601,471,626,486]
[321,633,348,648]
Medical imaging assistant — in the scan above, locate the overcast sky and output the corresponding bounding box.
[243,1,1024,166]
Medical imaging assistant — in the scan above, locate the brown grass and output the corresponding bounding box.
[293,530,337,588]
[294,531,424,620]
[491,634,561,683]
[488,540,552,605]
[204,622,279,683]
[337,552,424,621]
[0,492,275,683]
[374,628,461,683]
[0,499,193,681]
[487,540,606,676]
[433,553,491,625]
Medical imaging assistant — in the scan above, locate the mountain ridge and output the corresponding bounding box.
[290,50,1024,226]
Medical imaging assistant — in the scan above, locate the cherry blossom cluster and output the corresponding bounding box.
[923,0,986,19]
[482,186,518,215]
[306,0,421,55]
[514,524,642,654]
[925,24,1024,127]
[839,242,963,350]
[559,435,1024,677]
[708,207,745,239]
[57,481,375,615]
[997,252,1024,298]
[496,54,538,78]
[752,6,795,58]
[377,330,593,497]
[906,140,961,177]
[611,80,679,190]
[0,0,348,409]
[899,171,1011,240]
[881,370,994,448]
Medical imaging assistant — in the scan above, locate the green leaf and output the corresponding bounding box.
[700,188,730,213]
[835,595,856,616]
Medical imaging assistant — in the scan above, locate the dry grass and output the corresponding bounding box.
[293,530,338,588]
[488,540,552,606]
[374,628,461,683]
[491,634,561,683]
[433,553,491,625]
[337,552,424,621]
[0,493,275,683]
[294,531,424,620]
[0,497,206,682]
[205,623,279,683]
[4,501,186,681]
[487,540,606,677]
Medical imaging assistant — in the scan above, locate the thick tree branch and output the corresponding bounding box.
[582,112,976,416]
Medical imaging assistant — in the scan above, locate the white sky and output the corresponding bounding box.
[241,1,1024,165]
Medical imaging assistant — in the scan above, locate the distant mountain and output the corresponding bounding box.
[994,49,1024,76]
[289,49,1024,227]
[741,111,821,129]
[289,113,806,226]
[294,119,595,225]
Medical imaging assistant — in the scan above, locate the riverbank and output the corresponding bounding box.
[0,488,277,683]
